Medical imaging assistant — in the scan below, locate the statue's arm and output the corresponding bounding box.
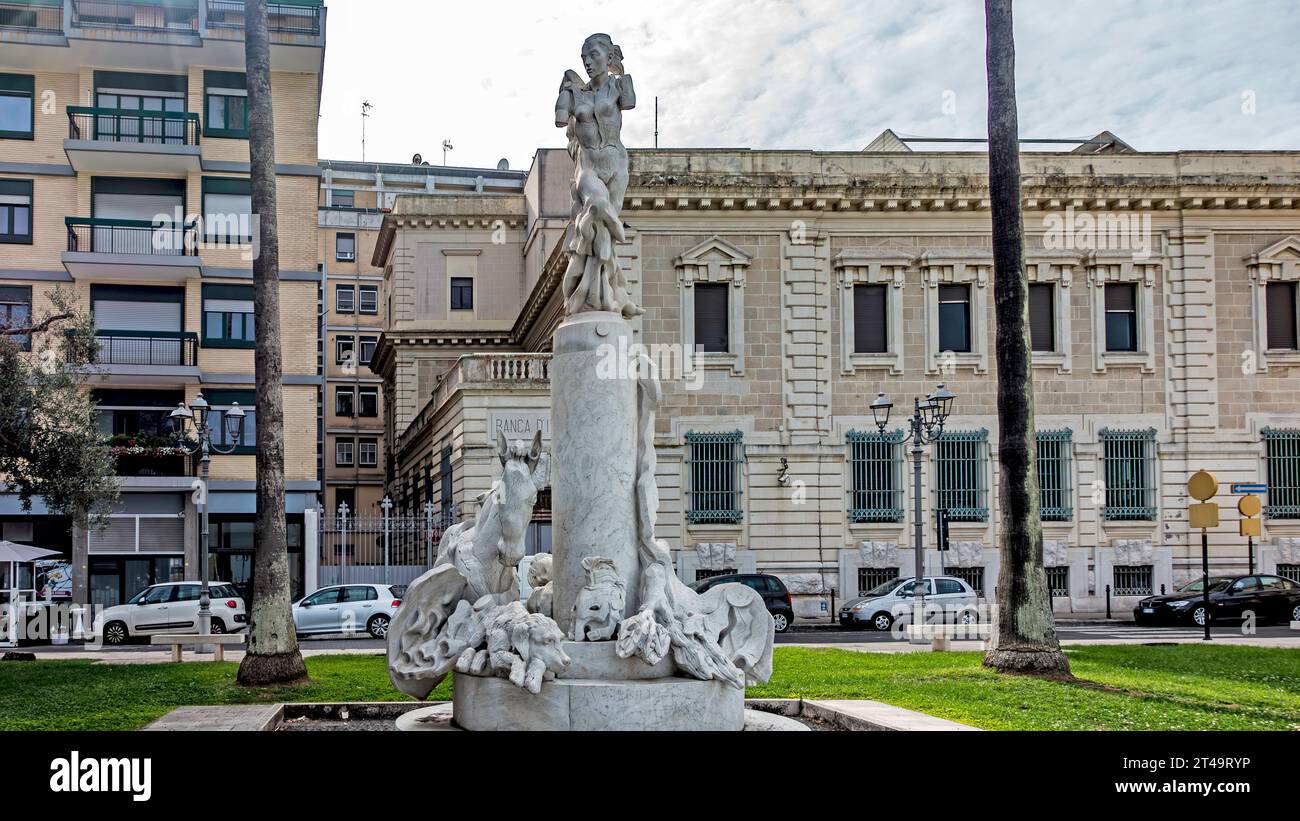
[555,70,582,128]
[618,74,636,110]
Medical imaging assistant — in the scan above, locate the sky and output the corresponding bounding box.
[316,0,1300,170]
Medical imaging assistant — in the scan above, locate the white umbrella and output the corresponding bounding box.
[0,541,60,564]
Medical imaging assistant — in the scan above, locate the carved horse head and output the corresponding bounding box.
[493,429,549,567]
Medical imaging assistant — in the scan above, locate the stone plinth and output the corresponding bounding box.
[551,311,639,636]
[556,640,676,680]
[452,673,745,731]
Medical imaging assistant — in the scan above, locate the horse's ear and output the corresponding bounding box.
[529,429,543,462]
[496,431,509,466]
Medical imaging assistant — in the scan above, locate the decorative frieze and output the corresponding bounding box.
[857,540,900,568]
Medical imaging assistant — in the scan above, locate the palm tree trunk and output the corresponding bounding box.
[236,0,307,686]
[981,0,1070,677]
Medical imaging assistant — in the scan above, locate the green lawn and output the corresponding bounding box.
[1,645,1296,731]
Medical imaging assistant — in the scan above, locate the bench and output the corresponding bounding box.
[150,633,246,662]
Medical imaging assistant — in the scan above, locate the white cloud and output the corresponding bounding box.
[317,0,1299,167]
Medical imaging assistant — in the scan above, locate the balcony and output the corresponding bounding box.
[0,1,64,36]
[71,1,199,33]
[105,435,193,478]
[64,217,201,281]
[82,331,201,383]
[205,0,322,40]
[65,107,201,174]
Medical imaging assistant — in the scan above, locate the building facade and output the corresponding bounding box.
[378,140,1300,616]
[0,0,327,605]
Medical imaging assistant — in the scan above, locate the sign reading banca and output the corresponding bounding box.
[487,410,551,443]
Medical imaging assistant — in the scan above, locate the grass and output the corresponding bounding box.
[1,645,1296,731]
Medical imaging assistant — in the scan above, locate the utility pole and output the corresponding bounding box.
[654,96,659,148]
[442,138,454,166]
[361,100,373,161]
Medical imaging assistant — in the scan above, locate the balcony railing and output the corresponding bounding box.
[206,0,320,35]
[89,331,199,367]
[0,1,64,34]
[66,217,198,257]
[68,106,200,146]
[71,0,199,33]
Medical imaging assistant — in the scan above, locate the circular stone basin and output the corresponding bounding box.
[395,703,810,732]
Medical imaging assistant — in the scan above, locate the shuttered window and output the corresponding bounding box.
[0,178,33,244]
[0,284,32,350]
[1104,283,1138,352]
[1029,283,1055,352]
[694,283,729,353]
[1266,282,1298,350]
[202,284,254,348]
[852,284,887,353]
[937,284,971,353]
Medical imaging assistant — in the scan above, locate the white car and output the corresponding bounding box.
[292,584,404,639]
[838,575,981,631]
[98,582,247,645]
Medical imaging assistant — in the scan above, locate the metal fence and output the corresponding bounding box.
[685,431,744,524]
[847,429,904,523]
[0,1,63,33]
[1278,564,1300,585]
[1113,564,1153,596]
[66,218,197,256]
[72,0,198,32]
[944,565,985,594]
[1100,428,1158,520]
[318,501,446,588]
[1263,428,1300,519]
[90,332,197,367]
[934,429,988,522]
[1037,429,1074,521]
[857,567,899,597]
[1046,565,1070,597]
[206,0,322,35]
[68,106,200,146]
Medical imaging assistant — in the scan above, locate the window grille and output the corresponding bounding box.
[847,429,904,523]
[934,429,988,522]
[686,431,744,524]
[1113,565,1153,596]
[1100,428,1157,520]
[1263,428,1300,519]
[1037,429,1074,521]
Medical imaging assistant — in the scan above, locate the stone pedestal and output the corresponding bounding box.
[551,311,639,636]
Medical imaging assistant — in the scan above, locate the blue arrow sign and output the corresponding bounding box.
[1231,484,1268,494]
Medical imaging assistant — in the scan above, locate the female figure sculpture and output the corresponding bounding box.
[554,33,642,318]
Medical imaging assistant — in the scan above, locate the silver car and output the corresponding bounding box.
[838,575,980,631]
[292,584,403,639]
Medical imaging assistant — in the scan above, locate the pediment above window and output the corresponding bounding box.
[918,248,993,288]
[674,235,751,285]
[1246,236,1300,281]
[833,248,913,287]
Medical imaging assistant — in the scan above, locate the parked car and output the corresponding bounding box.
[838,575,980,631]
[98,582,246,645]
[688,573,795,633]
[1134,574,1300,627]
[292,584,404,639]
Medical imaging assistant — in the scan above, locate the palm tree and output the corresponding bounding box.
[236,0,307,686]
[981,0,1070,676]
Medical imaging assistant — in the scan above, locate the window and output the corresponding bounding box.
[0,285,32,351]
[852,284,887,354]
[450,277,474,311]
[202,284,255,348]
[359,336,378,366]
[0,73,34,140]
[358,388,378,417]
[935,578,965,595]
[335,387,355,417]
[440,445,454,525]
[1104,283,1138,352]
[336,233,356,262]
[1277,564,1300,585]
[847,429,903,522]
[303,588,341,607]
[335,438,355,467]
[694,283,729,353]
[335,284,355,314]
[334,488,355,515]
[856,568,899,597]
[1100,428,1157,520]
[934,430,988,522]
[359,286,378,315]
[937,284,971,353]
[359,439,378,467]
[1045,566,1070,597]
[203,71,247,138]
[1263,428,1300,519]
[943,566,984,594]
[331,190,354,208]
[1037,429,1073,521]
[0,179,33,244]
[343,586,378,603]
[204,391,256,453]
[202,178,252,243]
[1113,565,1153,596]
[335,335,355,365]
[685,431,744,524]
[1266,282,1298,350]
[1029,283,1055,352]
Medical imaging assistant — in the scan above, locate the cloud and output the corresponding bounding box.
[317,0,1298,167]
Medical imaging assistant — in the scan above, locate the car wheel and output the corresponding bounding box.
[959,609,978,625]
[1291,603,1300,623]
[367,614,391,639]
[102,620,128,646]
[1191,604,1211,627]
[871,612,894,632]
[771,611,790,633]
[209,618,226,634]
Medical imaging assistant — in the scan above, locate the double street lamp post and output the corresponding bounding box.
[870,384,956,631]
[170,394,246,646]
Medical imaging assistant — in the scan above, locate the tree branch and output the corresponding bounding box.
[0,312,75,336]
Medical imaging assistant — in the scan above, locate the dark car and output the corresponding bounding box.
[689,573,794,633]
[1134,574,1300,627]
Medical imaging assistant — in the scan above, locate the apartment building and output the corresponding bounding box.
[377,139,1300,616]
[0,0,326,606]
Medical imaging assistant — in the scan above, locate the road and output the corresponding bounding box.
[20,620,1297,655]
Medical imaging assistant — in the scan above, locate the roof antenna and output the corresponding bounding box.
[442,139,454,166]
[361,100,374,161]
[654,96,659,148]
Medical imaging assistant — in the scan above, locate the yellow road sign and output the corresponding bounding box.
[1188,470,1218,502]
[1237,494,1262,518]
[1189,501,1219,529]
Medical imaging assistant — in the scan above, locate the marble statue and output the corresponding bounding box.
[524,553,553,617]
[554,33,642,318]
[571,555,626,641]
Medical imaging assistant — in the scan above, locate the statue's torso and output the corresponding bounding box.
[572,77,623,151]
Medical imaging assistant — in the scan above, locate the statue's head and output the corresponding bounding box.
[582,33,623,79]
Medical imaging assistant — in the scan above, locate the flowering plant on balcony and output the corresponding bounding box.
[105,434,197,458]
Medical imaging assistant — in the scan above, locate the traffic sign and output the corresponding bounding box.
[1230,483,1268,494]
[1188,470,1218,501]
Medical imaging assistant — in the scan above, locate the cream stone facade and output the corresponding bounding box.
[378,139,1300,617]
[0,2,326,605]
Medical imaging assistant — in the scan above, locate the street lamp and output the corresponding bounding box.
[171,394,246,645]
[872,384,956,634]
